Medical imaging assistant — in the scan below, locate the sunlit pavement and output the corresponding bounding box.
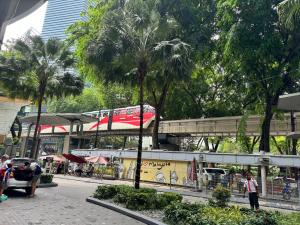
[0,178,144,225]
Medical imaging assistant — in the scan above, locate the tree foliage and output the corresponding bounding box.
[217,0,300,152]
[0,35,84,158]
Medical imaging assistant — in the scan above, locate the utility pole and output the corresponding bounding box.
[94,109,101,148]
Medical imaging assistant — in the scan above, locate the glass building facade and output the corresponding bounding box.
[41,0,87,40]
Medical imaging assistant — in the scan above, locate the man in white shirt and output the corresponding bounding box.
[243,173,260,210]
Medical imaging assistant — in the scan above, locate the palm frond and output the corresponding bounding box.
[278,0,300,30]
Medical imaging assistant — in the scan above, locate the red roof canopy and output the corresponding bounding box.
[63,154,86,164]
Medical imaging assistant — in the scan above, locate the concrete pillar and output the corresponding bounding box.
[63,135,70,154]
[261,165,267,197]
[198,155,204,191]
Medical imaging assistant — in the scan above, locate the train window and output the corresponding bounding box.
[114,110,120,116]
[102,112,109,117]
[127,109,132,115]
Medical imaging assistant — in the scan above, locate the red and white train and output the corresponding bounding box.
[40,104,155,134]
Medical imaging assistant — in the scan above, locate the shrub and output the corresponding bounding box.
[126,192,155,210]
[164,202,204,225]
[186,214,216,225]
[211,184,231,207]
[277,212,300,225]
[113,185,134,203]
[202,206,245,225]
[240,211,278,225]
[135,187,157,194]
[156,192,183,209]
[40,174,53,184]
[93,185,119,199]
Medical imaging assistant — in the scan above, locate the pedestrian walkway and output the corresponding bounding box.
[54,174,300,212]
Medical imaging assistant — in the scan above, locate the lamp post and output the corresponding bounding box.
[94,109,101,148]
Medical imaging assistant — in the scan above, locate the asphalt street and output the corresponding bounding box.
[0,178,144,225]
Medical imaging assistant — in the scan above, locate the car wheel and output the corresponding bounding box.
[25,187,32,196]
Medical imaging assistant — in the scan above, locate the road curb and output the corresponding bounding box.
[86,197,166,225]
[38,182,58,188]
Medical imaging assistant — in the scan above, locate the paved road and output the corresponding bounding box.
[1,178,144,225]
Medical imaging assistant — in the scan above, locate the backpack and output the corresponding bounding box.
[34,165,42,175]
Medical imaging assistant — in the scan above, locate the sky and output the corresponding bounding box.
[3,2,48,44]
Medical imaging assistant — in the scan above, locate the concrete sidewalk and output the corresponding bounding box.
[54,174,300,212]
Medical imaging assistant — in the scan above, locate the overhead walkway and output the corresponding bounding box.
[158,113,300,137]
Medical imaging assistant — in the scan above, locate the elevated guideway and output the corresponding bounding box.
[26,113,300,137]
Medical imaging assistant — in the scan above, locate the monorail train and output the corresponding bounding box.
[40,104,155,134]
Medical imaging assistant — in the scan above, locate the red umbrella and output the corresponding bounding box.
[85,156,109,165]
[62,154,86,164]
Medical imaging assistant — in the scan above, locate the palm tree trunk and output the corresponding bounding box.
[135,71,145,189]
[31,87,44,159]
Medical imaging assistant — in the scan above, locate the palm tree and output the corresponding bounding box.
[278,0,300,30]
[149,39,192,149]
[0,34,84,159]
[83,0,175,188]
[87,0,160,189]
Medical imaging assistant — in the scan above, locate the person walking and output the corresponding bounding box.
[0,155,9,202]
[29,162,42,197]
[243,173,260,211]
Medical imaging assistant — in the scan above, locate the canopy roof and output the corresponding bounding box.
[20,113,98,125]
[278,92,300,111]
[63,153,86,164]
[0,0,46,46]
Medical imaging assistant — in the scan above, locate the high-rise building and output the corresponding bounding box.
[41,0,87,40]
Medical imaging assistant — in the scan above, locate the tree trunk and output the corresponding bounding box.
[259,98,273,152]
[135,68,145,189]
[30,86,45,159]
[152,110,160,149]
[290,111,298,155]
[152,80,171,149]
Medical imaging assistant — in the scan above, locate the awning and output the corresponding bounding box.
[278,92,300,111]
[85,156,109,165]
[20,113,98,125]
[63,153,86,164]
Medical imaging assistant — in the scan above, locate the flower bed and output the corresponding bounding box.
[92,185,300,225]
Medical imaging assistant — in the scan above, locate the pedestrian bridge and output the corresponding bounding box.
[158,113,300,137]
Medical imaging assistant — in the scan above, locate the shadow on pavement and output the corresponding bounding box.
[4,189,27,198]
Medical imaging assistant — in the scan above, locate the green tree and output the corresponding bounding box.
[69,0,175,188]
[146,39,192,149]
[47,87,102,113]
[278,0,300,30]
[0,35,84,158]
[217,0,300,153]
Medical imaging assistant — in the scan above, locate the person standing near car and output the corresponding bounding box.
[29,162,42,197]
[243,173,260,211]
[0,155,9,201]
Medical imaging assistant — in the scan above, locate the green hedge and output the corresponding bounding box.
[93,185,182,211]
[164,202,294,225]
[40,174,54,184]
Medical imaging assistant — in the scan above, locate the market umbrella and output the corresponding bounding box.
[85,156,109,165]
[62,153,86,164]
